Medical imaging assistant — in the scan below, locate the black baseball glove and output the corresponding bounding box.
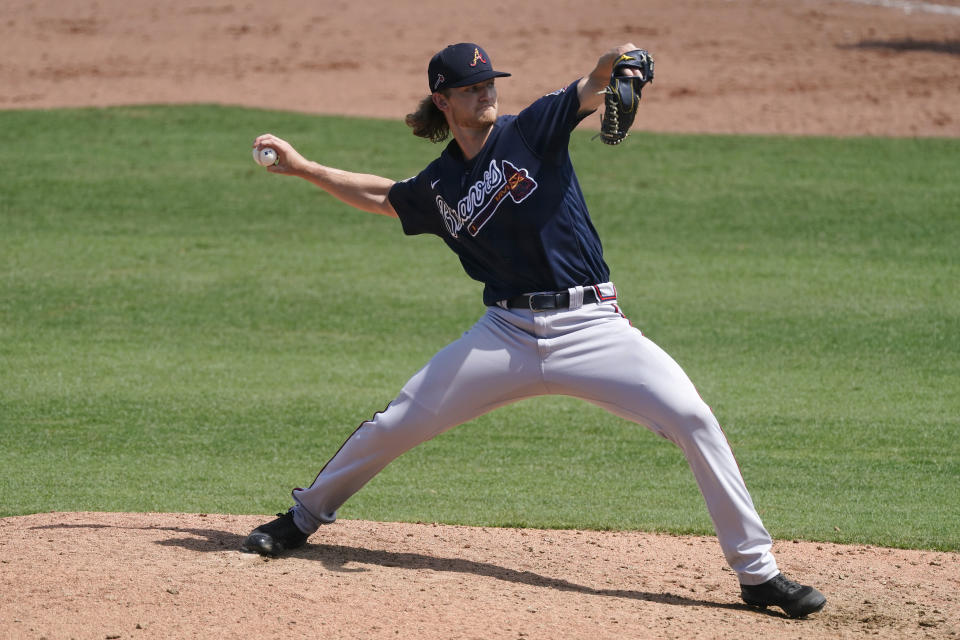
[598,49,655,145]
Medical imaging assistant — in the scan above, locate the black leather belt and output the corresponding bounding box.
[504,287,601,311]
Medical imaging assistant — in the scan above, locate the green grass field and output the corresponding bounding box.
[1,105,958,551]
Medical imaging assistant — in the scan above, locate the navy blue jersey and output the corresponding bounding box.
[388,80,610,306]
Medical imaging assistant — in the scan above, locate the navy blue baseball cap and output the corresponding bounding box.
[428,43,511,92]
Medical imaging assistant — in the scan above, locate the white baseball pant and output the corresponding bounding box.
[290,283,780,584]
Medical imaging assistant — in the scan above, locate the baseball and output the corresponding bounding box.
[253,146,278,167]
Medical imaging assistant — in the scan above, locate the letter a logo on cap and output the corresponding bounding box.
[470,47,487,67]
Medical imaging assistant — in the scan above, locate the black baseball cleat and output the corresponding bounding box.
[243,510,309,556]
[740,572,827,618]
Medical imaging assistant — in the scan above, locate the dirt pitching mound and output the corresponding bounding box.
[1,512,958,639]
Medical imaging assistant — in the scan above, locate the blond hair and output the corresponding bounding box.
[405,94,450,143]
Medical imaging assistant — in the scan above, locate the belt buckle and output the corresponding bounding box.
[528,293,557,312]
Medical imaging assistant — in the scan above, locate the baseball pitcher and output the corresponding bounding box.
[244,42,826,619]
